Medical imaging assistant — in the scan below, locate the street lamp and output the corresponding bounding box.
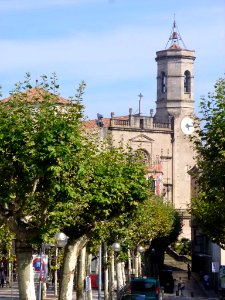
[54,232,68,296]
[151,248,156,277]
[112,242,121,299]
[137,246,144,253]
[108,243,121,300]
[98,244,102,300]
[137,246,144,277]
[54,232,68,248]
[112,243,121,253]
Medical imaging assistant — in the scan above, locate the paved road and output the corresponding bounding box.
[0,271,220,300]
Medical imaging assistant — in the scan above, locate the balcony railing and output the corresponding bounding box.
[110,118,171,130]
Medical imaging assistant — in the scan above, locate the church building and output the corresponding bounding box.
[93,21,196,238]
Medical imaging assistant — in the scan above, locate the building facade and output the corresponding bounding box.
[96,22,196,238]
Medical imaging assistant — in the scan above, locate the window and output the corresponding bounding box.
[135,149,149,164]
[140,119,144,129]
[184,70,191,93]
[161,72,166,93]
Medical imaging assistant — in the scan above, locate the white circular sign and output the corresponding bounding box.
[181,117,194,135]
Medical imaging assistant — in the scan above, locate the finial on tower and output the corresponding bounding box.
[138,93,143,116]
[165,16,187,49]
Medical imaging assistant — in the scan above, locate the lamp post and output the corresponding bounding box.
[109,243,121,300]
[137,246,144,277]
[54,232,68,296]
[38,243,51,300]
[112,242,121,299]
[112,242,121,253]
[98,244,102,300]
[151,248,156,277]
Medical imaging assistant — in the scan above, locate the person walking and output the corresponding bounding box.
[187,263,191,280]
[0,268,5,288]
[178,277,185,296]
[203,274,210,289]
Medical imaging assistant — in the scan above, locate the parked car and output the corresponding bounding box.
[128,277,163,300]
[158,269,174,293]
[121,295,146,300]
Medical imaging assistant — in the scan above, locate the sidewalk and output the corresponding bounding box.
[172,269,219,299]
[0,283,105,300]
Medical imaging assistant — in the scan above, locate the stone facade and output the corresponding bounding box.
[98,23,196,239]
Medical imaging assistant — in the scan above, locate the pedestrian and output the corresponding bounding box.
[203,274,210,289]
[177,277,185,296]
[187,263,191,280]
[0,268,5,288]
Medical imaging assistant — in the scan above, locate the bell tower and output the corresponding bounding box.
[153,21,196,238]
[154,21,195,123]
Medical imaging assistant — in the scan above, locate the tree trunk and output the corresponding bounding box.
[76,246,86,300]
[59,235,88,300]
[115,257,123,292]
[103,243,109,300]
[15,240,36,300]
[121,262,125,285]
[138,253,142,277]
[86,253,93,300]
[54,247,58,296]
[134,254,139,277]
[127,249,131,282]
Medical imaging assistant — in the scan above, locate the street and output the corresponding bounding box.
[0,269,220,300]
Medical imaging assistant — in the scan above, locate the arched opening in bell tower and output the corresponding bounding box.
[184,70,191,93]
[161,71,166,93]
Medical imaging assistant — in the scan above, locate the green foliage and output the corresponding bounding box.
[191,76,225,248]
[87,194,181,262]
[171,238,191,256]
[151,209,182,248]
[0,224,14,250]
[0,73,88,243]
[128,195,177,246]
[0,73,150,250]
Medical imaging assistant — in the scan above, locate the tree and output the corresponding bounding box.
[191,77,225,248]
[85,193,181,282]
[58,145,149,300]
[0,73,150,300]
[0,73,90,299]
[171,237,191,256]
[129,195,177,246]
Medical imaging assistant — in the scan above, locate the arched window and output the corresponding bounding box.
[184,70,191,93]
[135,149,150,165]
[161,72,166,93]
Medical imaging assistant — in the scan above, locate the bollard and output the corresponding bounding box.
[176,290,179,296]
[191,291,194,297]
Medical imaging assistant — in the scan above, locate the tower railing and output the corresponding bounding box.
[110,117,171,130]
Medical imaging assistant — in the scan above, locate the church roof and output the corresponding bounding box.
[84,115,129,129]
[85,118,110,129]
[169,42,181,50]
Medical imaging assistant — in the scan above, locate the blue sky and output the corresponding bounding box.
[0,0,224,119]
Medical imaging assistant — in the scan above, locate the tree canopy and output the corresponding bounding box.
[0,74,88,243]
[0,74,151,299]
[0,73,150,244]
[191,77,225,247]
